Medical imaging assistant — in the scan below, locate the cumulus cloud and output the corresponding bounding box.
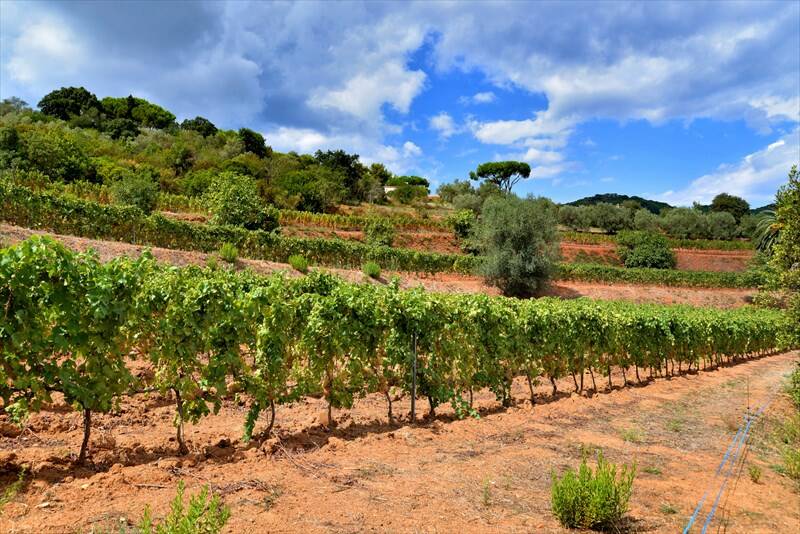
[459,91,496,105]
[5,16,87,87]
[658,129,800,206]
[429,112,458,138]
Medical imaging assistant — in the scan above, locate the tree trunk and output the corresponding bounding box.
[589,368,597,391]
[607,367,613,390]
[621,366,627,386]
[571,372,579,392]
[265,400,276,436]
[384,390,394,424]
[634,364,641,383]
[550,376,558,396]
[77,408,91,465]
[526,373,536,406]
[174,388,189,455]
[427,396,436,418]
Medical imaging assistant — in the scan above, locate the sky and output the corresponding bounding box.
[1,0,798,207]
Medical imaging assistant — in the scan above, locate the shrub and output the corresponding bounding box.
[476,195,560,297]
[288,254,308,273]
[551,452,636,530]
[789,362,800,410]
[363,261,381,279]
[389,184,428,204]
[110,174,159,214]
[616,230,676,269]
[203,171,278,231]
[218,242,238,263]
[452,193,484,214]
[633,208,659,232]
[660,207,709,239]
[138,481,230,534]
[748,464,762,484]
[446,209,476,240]
[558,205,591,231]
[587,203,631,234]
[364,218,395,247]
[707,211,737,240]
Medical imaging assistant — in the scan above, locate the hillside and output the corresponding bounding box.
[566,193,672,214]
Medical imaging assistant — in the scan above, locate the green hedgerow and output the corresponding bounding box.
[616,230,676,269]
[551,452,636,531]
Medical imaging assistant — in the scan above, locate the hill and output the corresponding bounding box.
[567,193,672,214]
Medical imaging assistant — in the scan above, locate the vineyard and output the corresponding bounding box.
[1,236,793,465]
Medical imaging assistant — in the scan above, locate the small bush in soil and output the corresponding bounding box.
[616,230,676,269]
[551,452,636,531]
[363,261,381,279]
[748,464,762,484]
[138,481,230,534]
[288,254,309,273]
[218,242,238,264]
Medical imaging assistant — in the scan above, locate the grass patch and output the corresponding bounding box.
[659,503,678,515]
[748,464,762,484]
[363,261,381,279]
[642,466,662,475]
[551,452,636,530]
[218,242,238,264]
[138,481,229,533]
[0,467,27,513]
[620,427,645,444]
[288,254,309,274]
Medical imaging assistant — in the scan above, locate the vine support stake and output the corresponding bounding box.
[411,331,417,424]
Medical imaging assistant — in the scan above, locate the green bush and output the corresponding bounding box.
[138,481,230,534]
[477,195,560,297]
[446,209,476,240]
[363,261,381,279]
[557,262,766,288]
[288,254,309,273]
[218,242,238,263]
[389,184,427,204]
[551,452,636,531]
[110,174,159,214]
[616,230,676,269]
[364,217,395,247]
[789,362,800,410]
[203,171,277,231]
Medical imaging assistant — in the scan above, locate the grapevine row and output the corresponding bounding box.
[0,237,792,462]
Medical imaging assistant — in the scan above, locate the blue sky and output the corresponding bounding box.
[1,1,798,207]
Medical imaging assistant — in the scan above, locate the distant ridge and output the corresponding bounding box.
[566,193,672,214]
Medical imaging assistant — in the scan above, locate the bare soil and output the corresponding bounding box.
[1,351,797,533]
[0,224,756,308]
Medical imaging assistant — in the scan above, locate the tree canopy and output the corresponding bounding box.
[710,193,750,222]
[469,161,531,193]
[38,87,103,121]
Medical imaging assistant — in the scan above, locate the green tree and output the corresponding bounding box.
[711,193,750,223]
[21,127,94,182]
[616,231,676,269]
[476,195,560,297]
[203,171,276,230]
[110,174,159,214]
[315,149,365,199]
[469,161,531,193]
[238,128,269,158]
[38,87,102,120]
[771,165,800,343]
[0,97,31,116]
[181,116,218,137]
[437,179,475,203]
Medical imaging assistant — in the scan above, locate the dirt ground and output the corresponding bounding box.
[0,224,757,309]
[1,351,797,533]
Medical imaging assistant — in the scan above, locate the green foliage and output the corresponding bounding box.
[476,195,559,297]
[568,193,671,215]
[110,174,159,214]
[38,87,102,121]
[586,202,631,234]
[137,482,230,534]
[386,175,429,189]
[707,211,737,240]
[633,208,660,232]
[389,184,427,204]
[711,193,750,223]
[364,218,395,247]
[789,362,800,410]
[559,204,591,231]
[748,464,762,483]
[288,254,309,273]
[20,126,95,182]
[218,242,238,263]
[363,261,381,279]
[447,209,477,240]
[181,116,217,138]
[437,179,475,203]
[1,237,795,460]
[558,262,767,288]
[469,161,531,193]
[616,231,676,269]
[202,171,277,230]
[238,128,269,158]
[551,452,636,531]
[272,167,347,212]
[661,207,709,239]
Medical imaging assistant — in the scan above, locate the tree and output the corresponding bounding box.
[101,95,176,129]
[110,174,159,214]
[315,149,365,199]
[21,127,95,182]
[0,97,30,116]
[181,116,218,137]
[587,203,630,234]
[475,195,560,297]
[38,87,102,120]
[202,171,277,230]
[469,161,531,193]
[771,165,800,344]
[616,231,676,269]
[437,179,475,203]
[238,128,269,158]
[103,118,140,140]
[707,211,737,240]
[710,193,750,223]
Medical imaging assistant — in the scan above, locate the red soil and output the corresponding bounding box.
[1,351,797,533]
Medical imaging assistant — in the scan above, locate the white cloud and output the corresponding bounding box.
[459,91,496,105]
[403,141,422,157]
[429,111,458,138]
[658,128,800,206]
[6,17,87,86]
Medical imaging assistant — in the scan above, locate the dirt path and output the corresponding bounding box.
[0,224,756,308]
[1,352,797,533]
